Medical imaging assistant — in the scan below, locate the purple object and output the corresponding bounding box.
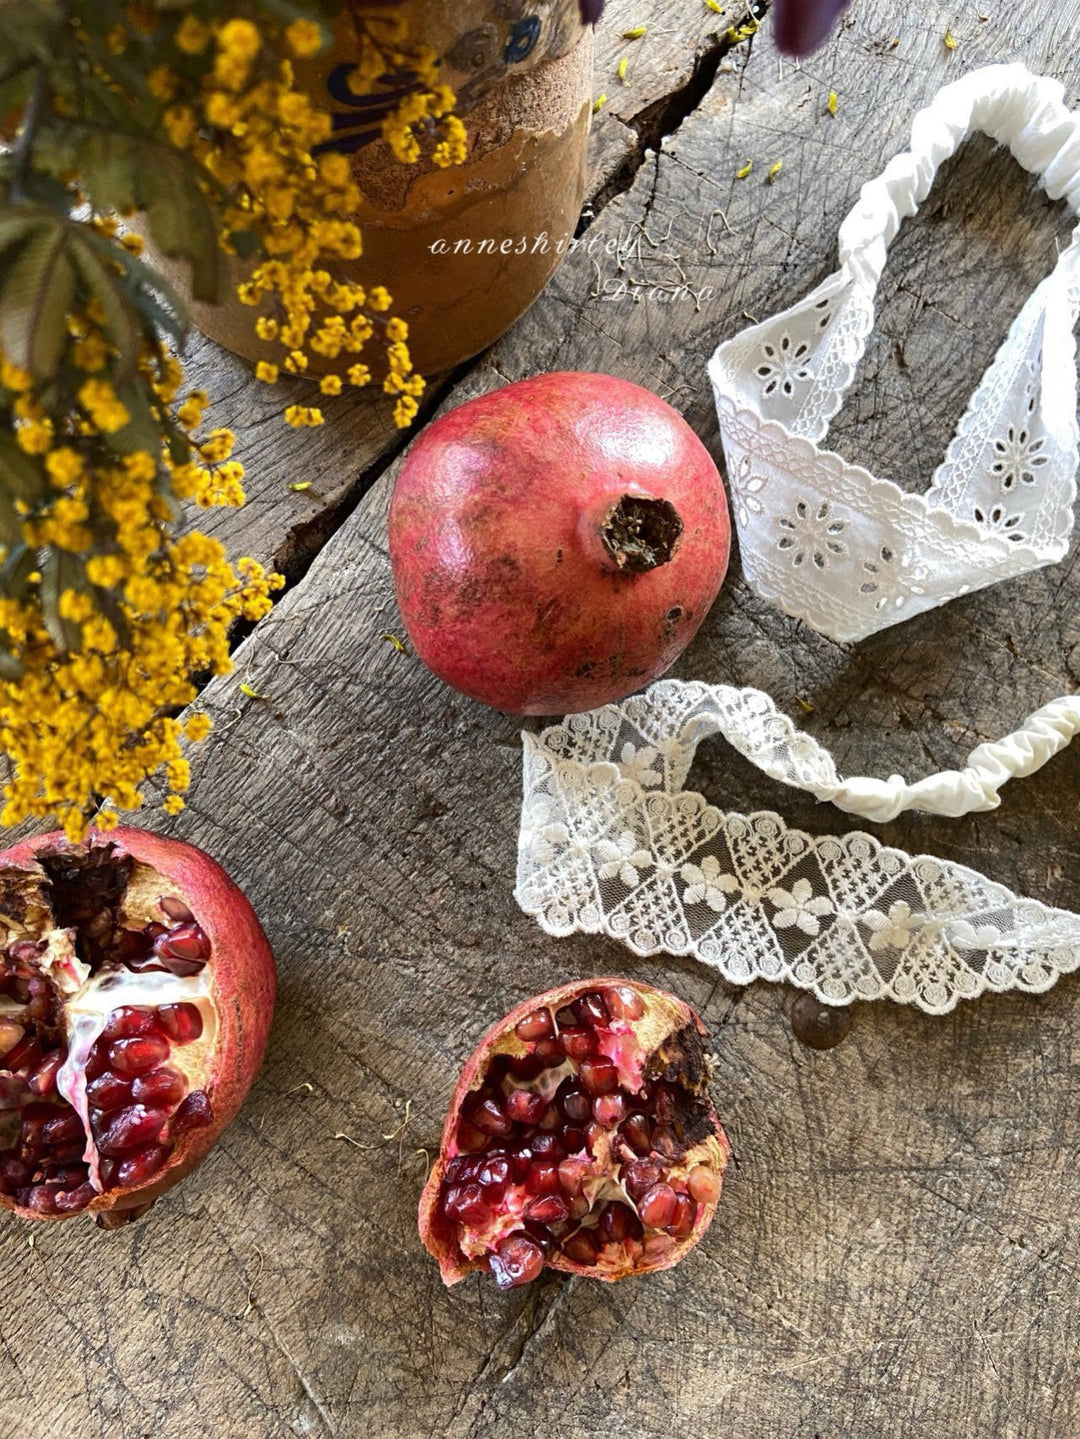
[773,0,851,55]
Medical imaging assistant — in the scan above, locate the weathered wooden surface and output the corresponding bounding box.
[5,2,1080,1436]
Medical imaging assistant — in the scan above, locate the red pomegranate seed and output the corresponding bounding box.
[471,1096,512,1137]
[0,1152,31,1188]
[478,1155,510,1189]
[108,1035,171,1077]
[599,1200,643,1242]
[526,1159,561,1195]
[557,1082,590,1124]
[25,980,50,1022]
[526,1193,569,1226]
[666,1193,697,1239]
[579,1057,618,1095]
[19,1102,55,1155]
[643,1232,677,1261]
[41,1111,84,1146]
[638,1182,678,1229]
[0,1073,30,1110]
[49,1142,86,1164]
[116,1145,171,1188]
[504,1089,546,1125]
[653,1084,677,1123]
[156,1003,203,1044]
[592,1092,628,1127]
[4,1034,42,1074]
[568,1193,591,1220]
[53,1180,96,1213]
[490,1234,544,1289]
[558,1156,591,1196]
[623,1158,664,1201]
[574,992,609,1028]
[158,895,195,923]
[561,1229,600,1264]
[456,1121,486,1152]
[559,1027,595,1061]
[554,1007,576,1027]
[533,1037,563,1068]
[103,1007,160,1041]
[445,1154,480,1185]
[514,1009,554,1043]
[522,1222,554,1256]
[131,1068,187,1107]
[444,1184,488,1223]
[687,1164,721,1206]
[537,1103,560,1132]
[26,1183,63,1214]
[87,1072,134,1112]
[157,922,211,962]
[651,1125,684,1160]
[560,1126,587,1154]
[0,1018,24,1059]
[620,1113,652,1155]
[98,1157,120,1187]
[530,1132,563,1160]
[507,1053,543,1081]
[169,1090,214,1137]
[84,1045,108,1082]
[94,1104,169,1156]
[603,985,645,1022]
[507,1145,532,1183]
[27,1049,65,1097]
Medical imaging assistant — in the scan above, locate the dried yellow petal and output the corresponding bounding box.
[768,159,783,184]
[593,93,607,113]
[735,160,753,180]
[827,89,838,117]
[622,26,647,39]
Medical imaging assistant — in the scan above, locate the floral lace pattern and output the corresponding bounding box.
[515,682,1080,1014]
[708,64,1080,644]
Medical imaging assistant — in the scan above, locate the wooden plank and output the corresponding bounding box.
[5,2,1080,1436]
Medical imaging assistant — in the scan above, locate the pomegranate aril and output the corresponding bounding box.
[84,1046,108,1082]
[116,1144,171,1188]
[19,1102,55,1154]
[600,1201,643,1242]
[155,921,210,963]
[651,1125,684,1160]
[666,1193,697,1239]
[0,1151,31,1188]
[574,992,609,1028]
[623,1158,664,1201]
[27,1049,65,1097]
[0,1073,30,1110]
[471,1096,512,1137]
[652,1084,677,1123]
[41,1111,83,1146]
[533,1037,563,1068]
[568,1193,591,1220]
[526,1193,569,1226]
[592,1092,628,1127]
[537,1103,560,1132]
[87,1072,134,1111]
[527,1159,562,1196]
[504,1089,546,1125]
[445,1154,480,1185]
[508,1145,532,1183]
[561,1228,600,1264]
[554,1007,576,1027]
[0,1018,24,1059]
[95,1104,168,1156]
[49,1142,86,1164]
[643,1232,677,1261]
[103,1007,160,1041]
[603,985,645,1022]
[108,1035,170,1077]
[478,1155,510,1189]
[619,1113,652,1156]
[560,1126,587,1154]
[3,1034,42,1074]
[559,1027,595,1061]
[579,1057,618,1095]
[26,1183,64,1214]
[444,1181,487,1222]
[558,1157,591,1196]
[159,894,195,923]
[456,1121,486,1153]
[157,1003,203,1044]
[638,1182,678,1229]
[98,1157,120,1187]
[507,1053,543,1081]
[514,1009,554,1043]
[53,1180,96,1213]
[530,1132,563,1160]
[557,1082,590,1124]
[687,1164,721,1206]
[25,980,50,1022]
[490,1233,544,1289]
[131,1068,187,1107]
[170,1090,213,1137]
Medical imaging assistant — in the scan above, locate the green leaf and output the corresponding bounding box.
[0,431,46,503]
[0,543,37,602]
[106,241,189,348]
[107,378,158,455]
[142,161,224,305]
[38,547,82,655]
[0,211,39,263]
[0,637,25,682]
[68,236,142,380]
[0,490,23,548]
[0,222,76,379]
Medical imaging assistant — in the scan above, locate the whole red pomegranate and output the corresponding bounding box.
[0,827,275,1224]
[389,372,731,714]
[419,978,730,1288]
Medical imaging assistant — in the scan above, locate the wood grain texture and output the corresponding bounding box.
[5,2,1080,1436]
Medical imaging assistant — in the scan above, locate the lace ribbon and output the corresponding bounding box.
[708,63,1080,643]
[515,682,1080,1013]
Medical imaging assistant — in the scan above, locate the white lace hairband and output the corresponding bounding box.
[708,62,1080,644]
[515,682,1080,1014]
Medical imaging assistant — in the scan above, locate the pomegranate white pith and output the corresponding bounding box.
[419,979,731,1288]
[0,829,275,1222]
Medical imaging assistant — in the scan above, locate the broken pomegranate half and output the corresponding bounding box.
[419,978,731,1288]
[0,828,275,1223]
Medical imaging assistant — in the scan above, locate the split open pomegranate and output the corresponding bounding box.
[0,828,275,1223]
[419,978,730,1288]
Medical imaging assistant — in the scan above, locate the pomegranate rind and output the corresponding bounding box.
[419,977,731,1286]
[0,827,276,1220]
